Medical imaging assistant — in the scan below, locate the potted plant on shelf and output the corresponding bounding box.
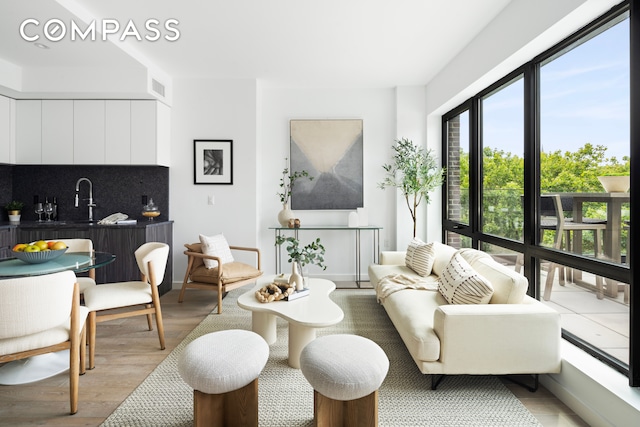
[5,200,24,223]
[276,157,313,226]
[378,138,445,237]
[275,235,326,290]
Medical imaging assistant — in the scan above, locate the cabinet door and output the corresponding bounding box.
[16,100,42,164]
[105,100,131,164]
[42,100,74,164]
[0,95,13,164]
[74,100,105,164]
[0,227,16,260]
[130,101,156,165]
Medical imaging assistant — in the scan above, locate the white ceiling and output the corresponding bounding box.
[0,0,513,90]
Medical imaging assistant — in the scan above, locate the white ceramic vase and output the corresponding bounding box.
[8,214,20,223]
[278,203,294,227]
[288,262,304,291]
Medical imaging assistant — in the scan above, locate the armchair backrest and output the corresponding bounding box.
[135,242,170,286]
[0,270,76,340]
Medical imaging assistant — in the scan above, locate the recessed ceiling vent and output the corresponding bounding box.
[151,78,165,97]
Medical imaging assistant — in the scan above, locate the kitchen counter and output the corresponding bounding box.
[3,220,173,295]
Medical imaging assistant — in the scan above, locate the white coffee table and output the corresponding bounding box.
[237,277,344,368]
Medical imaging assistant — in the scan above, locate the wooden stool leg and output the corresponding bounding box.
[194,379,259,427]
[314,390,378,427]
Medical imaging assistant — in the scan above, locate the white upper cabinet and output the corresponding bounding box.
[42,100,74,164]
[74,100,105,164]
[16,100,42,164]
[0,95,15,164]
[131,100,170,166]
[13,99,170,166]
[105,100,131,165]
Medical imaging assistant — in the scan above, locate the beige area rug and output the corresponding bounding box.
[102,289,542,426]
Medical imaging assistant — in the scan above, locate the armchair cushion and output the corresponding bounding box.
[199,234,234,268]
[190,262,262,285]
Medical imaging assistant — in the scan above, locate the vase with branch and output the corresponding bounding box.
[276,157,313,226]
[275,235,326,290]
[378,138,445,237]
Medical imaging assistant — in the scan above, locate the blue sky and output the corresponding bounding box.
[482,17,629,162]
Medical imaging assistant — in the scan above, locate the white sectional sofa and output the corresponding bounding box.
[368,241,561,389]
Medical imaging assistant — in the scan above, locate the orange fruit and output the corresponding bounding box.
[52,241,67,251]
[12,243,27,252]
[47,241,56,249]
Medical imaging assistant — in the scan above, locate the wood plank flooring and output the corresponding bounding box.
[0,289,588,426]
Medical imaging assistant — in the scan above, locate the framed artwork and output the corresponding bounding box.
[290,119,363,210]
[194,140,233,185]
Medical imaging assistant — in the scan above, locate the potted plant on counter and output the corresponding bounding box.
[5,200,24,223]
[275,235,326,290]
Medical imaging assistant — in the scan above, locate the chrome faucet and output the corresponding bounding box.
[74,177,96,221]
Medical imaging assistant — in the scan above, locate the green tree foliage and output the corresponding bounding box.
[458,143,629,250]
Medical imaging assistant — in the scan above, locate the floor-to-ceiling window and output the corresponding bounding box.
[442,2,636,384]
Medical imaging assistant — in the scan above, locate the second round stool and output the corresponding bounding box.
[300,334,389,427]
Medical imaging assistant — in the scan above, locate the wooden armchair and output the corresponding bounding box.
[178,242,262,314]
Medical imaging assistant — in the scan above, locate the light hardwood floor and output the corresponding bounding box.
[0,288,588,426]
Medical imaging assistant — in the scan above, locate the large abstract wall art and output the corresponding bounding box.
[290,119,363,210]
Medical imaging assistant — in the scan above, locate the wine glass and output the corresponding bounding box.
[44,202,54,221]
[34,203,44,222]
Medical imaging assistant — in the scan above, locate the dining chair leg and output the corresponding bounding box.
[69,329,80,415]
[151,295,166,350]
[145,305,154,331]
[79,325,87,375]
[88,311,96,370]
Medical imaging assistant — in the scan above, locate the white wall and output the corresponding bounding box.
[257,86,398,281]
[170,78,259,280]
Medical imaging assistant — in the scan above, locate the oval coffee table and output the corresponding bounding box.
[237,277,344,368]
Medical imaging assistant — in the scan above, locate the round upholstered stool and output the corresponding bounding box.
[300,334,389,427]
[178,329,269,427]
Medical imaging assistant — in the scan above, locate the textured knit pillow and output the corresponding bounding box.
[438,252,494,304]
[199,234,234,268]
[405,238,436,276]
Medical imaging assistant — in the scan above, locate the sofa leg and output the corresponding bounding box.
[503,374,539,392]
[431,374,446,390]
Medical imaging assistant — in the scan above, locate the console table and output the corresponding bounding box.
[269,225,382,286]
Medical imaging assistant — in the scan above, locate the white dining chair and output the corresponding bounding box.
[83,242,169,369]
[0,270,88,415]
[59,238,96,293]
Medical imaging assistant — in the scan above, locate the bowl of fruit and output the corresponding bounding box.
[12,240,68,264]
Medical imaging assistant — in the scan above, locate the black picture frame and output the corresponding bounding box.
[194,140,233,185]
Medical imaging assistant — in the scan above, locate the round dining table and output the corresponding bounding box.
[0,251,116,385]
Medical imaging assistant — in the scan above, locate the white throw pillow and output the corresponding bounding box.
[438,252,494,304]
[405,238,436,277]
[199,234,234,269]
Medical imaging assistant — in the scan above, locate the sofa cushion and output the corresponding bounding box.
[438,252,494,304]
[190,262,262,285]
[431,242,457,277]
[471,257,528,304]
[381,288,445,362]
[405,238,435,276]
[199,234,234,268]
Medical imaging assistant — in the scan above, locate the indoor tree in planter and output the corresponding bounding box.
[275,235,326,290]
[378,138,445,237]
[276,157,313,226]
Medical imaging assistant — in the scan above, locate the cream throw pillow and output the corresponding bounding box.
[199,234,234,268]
[438,252,494,304]
[405,238,435,276]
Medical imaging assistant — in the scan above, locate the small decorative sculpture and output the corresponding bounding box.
[294,218,301,228]
[288,218,295,228]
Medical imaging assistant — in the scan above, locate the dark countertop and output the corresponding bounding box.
[1,220,173,229]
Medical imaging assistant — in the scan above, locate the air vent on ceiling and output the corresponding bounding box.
[151,78,165,97]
